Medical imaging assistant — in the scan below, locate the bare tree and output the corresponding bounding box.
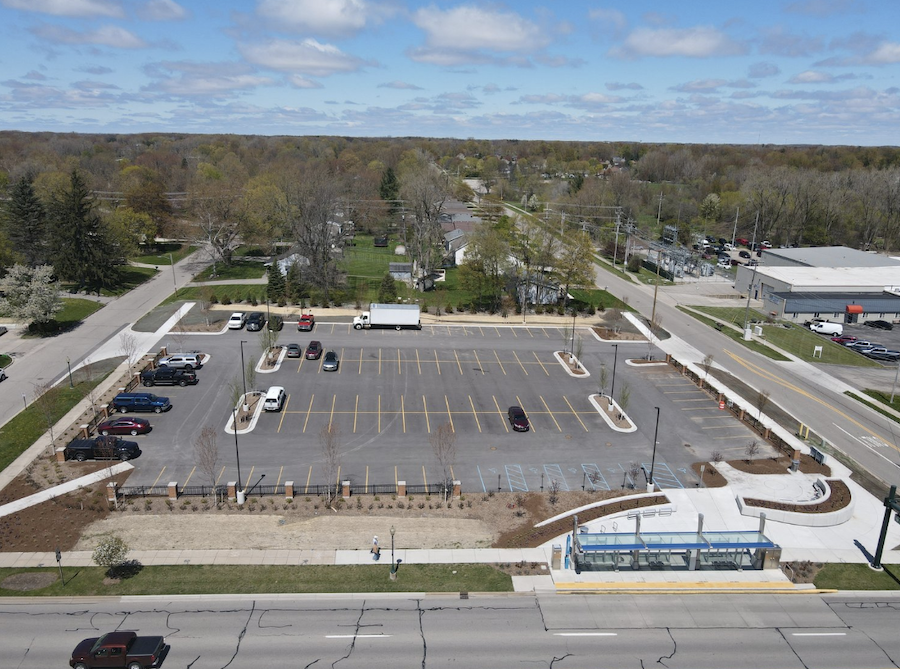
[80,358,99,418]
[319,423,342,506]
[608,307,623,333]
[398,150,449,279]
[711,450,723,465]
[429,422,457,500]
[745,439,760,463]
[199,285,215,327]
[700,354,714,386]
[597,363,609,398]
[169,319,187,354]
[628,462,641,489]
[32,381,60,456]
[193,425,219,489]
[245,357,257,394]
[617,381,631,414]
[119,331,139,377]
[547,479,561,506]
[755,390,771,421]
[574,333,584,365]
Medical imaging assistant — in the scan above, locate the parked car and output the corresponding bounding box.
[736,237,749,246]
[297,314,315,331]
[0,369,6,382]
[831,335,858,345]
[865,320,894,330]
[507,406,530,432]
[0,325,7,336]
[227,312,247,329]
[322,350,339,371]
[69,630,166,669]
[739,250,751,259]
[157,352,202,370]
[97,416,151,436]
[111,392,172,414]
[305,340,323,360]
[864,347,900,361]
[267,314,284,331]
[65,436,141,462]
[141,367,198,387]
[246,311,265,331]
[286,343,302,358]
[847,340,881,350]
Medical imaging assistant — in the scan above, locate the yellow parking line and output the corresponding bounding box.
[215,466,226,485]
[454,350,463,374]
[493,350,507,375]
[183,466,196,486]
[494,326,501,337]
[493,395,510,432]
[513,350,528,375]
[401,395,406,433]
[277,393,290,432]
[245,466,255,488]
[398,348,402,375]
[434,349,441,375]
[525,327,534,337]
[469,395,482,432]
[533,351,550,376]
[416,349,422,374]
[516,395,537,433]
[303,394,315,433]
[338,347,344,374]
[473,349,485,374]
[394,465,398,486]
[422,465,427,487]
[379,348,382,375]
[304,465,312,494]
[328,394,336,427]
[365,465,369,493]
[511,327,518,337]
[275,466,284,488]
[353,395,359,433]
[335,465,340,488]
[450,465,455,480]
[378,395,382,432]
[563,395,589,432]
[150,466,166,489]
[358,348,363,375]
[540,395,562,431]
[445,395,455,432]
[423,395,431,433]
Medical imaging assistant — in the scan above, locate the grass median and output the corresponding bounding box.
[0,564,513,596]
[676,306,789,361]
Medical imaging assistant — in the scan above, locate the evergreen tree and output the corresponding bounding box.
[3,177,47,266]
[379,166,400,213]
[267,262,286,302]
[48,171,120,293]
[284,260,303,303]
[377,272,398,303]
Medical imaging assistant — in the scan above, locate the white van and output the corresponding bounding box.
[809,322,843,336]
[263,386,286,411]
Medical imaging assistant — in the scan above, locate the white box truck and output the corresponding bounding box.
[353,304,421,330]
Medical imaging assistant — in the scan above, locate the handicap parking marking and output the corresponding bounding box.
[505,464,528,492]
[642,462,684,489]
[543,464,569,491]
[582,464,610,491]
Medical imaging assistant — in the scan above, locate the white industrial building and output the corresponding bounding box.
[733,247,900,324]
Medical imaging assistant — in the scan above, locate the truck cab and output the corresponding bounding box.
[70,631,166,669]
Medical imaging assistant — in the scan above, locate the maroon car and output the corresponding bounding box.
[97,416,151,436]
[305,340,323,360]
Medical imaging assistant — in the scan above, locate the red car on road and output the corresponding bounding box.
[97,416,151,436]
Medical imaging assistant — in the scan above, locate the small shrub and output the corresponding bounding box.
[418,502,425,509]
[221,295,232,305]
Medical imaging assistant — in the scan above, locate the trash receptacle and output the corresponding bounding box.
[551,544,561,570]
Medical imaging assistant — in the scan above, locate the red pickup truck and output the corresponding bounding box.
[297,313,315,331]
[70,631,167,669]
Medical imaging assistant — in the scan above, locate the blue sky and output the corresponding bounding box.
[0,0,898,145]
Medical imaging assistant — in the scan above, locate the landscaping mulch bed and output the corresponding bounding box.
[743,480,851,514]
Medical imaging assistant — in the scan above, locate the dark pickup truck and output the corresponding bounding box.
[66,436,141,461]
[141,367,198,387]
[70,631,167,669]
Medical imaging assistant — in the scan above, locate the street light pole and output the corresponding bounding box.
[648,406,661,491]
[390,525,398,580]
[610,344,619,399]
[239,340,248,409]
[169,252,177,297]
[66,357,74,388]
[232,406,244,502]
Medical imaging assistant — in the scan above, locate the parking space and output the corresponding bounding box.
[120,324,764,493]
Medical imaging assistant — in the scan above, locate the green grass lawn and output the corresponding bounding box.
[194,260,267,281]
[0,563,512,597]
[570,288,631,311]
[133,243,196,265]
[24,298,104,336]
[677,306,790,361]
[161,284,268,305]
[0,371,109,472]
[814,562,900,590]
[60,266,158,297]
[0,354,10,368]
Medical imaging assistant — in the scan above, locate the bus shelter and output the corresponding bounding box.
[568,530,779,572]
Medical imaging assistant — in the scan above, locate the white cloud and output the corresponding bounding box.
[759,26,824,57]
[287,75,323,89]
[866,42,900,65]
[406,46,495,67]
[672,79,728,92]
[24,70,47,80]
[137,0,188,21]
[413,5,548,52]
[378,81,422,90]
[79,65,114,75]
[31,24,147,49]
[240,39,368,76]
[790,70,835,83]
[143,61,273,97]
[610,26,746,59]
[588,8,627,32]
[256,0,371,36]
[0,0,123,17]
[606,81,643,91]
[748,62,780,78]
[784,0,862,17]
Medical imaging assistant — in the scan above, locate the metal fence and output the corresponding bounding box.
[118,485,170,498]
[114,482,452,500]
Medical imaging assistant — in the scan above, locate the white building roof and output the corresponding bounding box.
[754,265,900,291]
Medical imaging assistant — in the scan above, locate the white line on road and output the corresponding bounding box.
[326,634,392,639]
[791,633,847,637]
[833,424,900,469]
[554,632,618,637]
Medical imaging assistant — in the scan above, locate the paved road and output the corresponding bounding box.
[4,592,899,668]
[0,249,209,430]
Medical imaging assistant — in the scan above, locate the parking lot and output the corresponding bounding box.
[124,323,769,494]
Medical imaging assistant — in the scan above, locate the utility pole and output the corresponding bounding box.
[656,192,663,228]
[613,209,622,270]
[730,207,739,249]
[742,212,761,340]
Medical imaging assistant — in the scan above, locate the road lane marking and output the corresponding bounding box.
[423,395,431,433]
[533,351,550,375]
[326,635,391,639]
[302,394,315,433]
[415,349,422,375]
[275,466,283,488]
[540,395,562,431]
[378,395,382,432]
[469,395,483,432]
[516,394,536,433]
[563,395,589,432]
[378,348,382,375]
[554,633,617,637]
[358,348,363,375]
[493,395,509,432]
[182,466,196,487]
[215,466,226,485]
[277,393,290,433]
[472,349,485,374]
[397,348,402,375]
[353,395,359,433]
[365,465,368,493]
[445,395,455,432]
[422,465,427,486]
[833,424,900,470]
[434,349,441,375]
[454,350,463,374]
[513,350,528,375]
[328,394,336,427]
[150,466,166,489]
[401,395,406,433]
[494,350,507,375]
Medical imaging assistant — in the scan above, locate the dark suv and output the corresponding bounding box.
[246,312,265,331]
[141,367,198,387]
[66,436,141,461]
[112,392,172,413]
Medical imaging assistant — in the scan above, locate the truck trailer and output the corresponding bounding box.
[353,304,421,330]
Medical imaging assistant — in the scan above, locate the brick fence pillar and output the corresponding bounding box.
[55,447,67,463]
[342,480,350,500]
[167,481,178,501]
[227,481,236,500]
[452,480,461,499]
[107,482,118,509]
[397,480,407,497]
[285,481,294,501]
[100,404,109,419]
[80,424,90,438]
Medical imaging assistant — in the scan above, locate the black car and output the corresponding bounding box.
[865,320,894,330]
[507,406,529,432]
[738,250,751,259]
[246,311,265,331]
[141,367,198,387]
